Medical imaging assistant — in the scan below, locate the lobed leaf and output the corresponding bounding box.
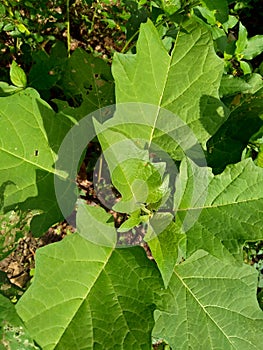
[112,19,228,149]
[16,233,163,350]
[175,158,263,261]
[0,88,73,234]
[153,250,263,349]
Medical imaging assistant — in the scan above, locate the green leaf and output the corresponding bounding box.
[0,82,21,97]
[207,88,263,173]
[3,23,14,32]
[147,220,185,287]
[30,46,114,117]
[0,294,39,349]
[0,89,56,208]
[243,34,263,60]
[56,48,115,119]
[201,0,229,23]
[153,250,263,349]
[235,22,248,56]
[239,60,252,74]
[16,22,30,35]
[76,200,117,247]
[175,158,263,261]
[222,15,238,31]
[194,6,217,26]
[29,42,68,93]
[117,210,142,233]
[112,159,164,213]
[219,73,263,97]
[94,119,166,214]
[125,1,149,41]
[16,233,162,349]
[10,61,27,88]
[220,75,250,97]
[154,0,181,15]
[0,89,73,234]
[112,19,227,149]
[0,4,5,17]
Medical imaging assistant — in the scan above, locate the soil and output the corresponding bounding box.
[69,0,126,58]
[0,223,74,293]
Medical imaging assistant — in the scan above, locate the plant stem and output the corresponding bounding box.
[66,0,71,56]
[3,0,14,17]
[121,19,168,54]
[88,1,98,35]
[121,29,140,53]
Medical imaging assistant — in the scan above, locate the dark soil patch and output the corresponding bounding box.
[0,222,74,294]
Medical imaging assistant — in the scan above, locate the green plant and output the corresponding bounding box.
[224,21,263,75]
[1,1,263,349]
[0,0,67,44]
[190,0,263,76]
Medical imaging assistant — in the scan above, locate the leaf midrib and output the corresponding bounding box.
[0,146,66,177]
[53,248,114,349]
[174,268,235,347]
[176,196,262,212]
[147,28,178,150]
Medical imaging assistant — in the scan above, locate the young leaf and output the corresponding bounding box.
[219,74,263,97]
[243,34,263,60]
[153,250,263,349]
[16,234,163,349]
[155,0,181,15]
[10,61,27,88]
[117,209,142,233]
[239,60,252,74]
[194,6,218,26]
[0,82,21,97]
[235,22,248,56]
[94,119,166,214]
[112,159,164,213]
